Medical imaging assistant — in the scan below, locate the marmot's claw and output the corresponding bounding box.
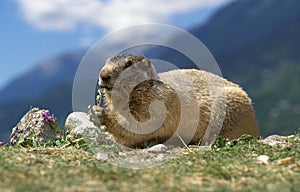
[88,105,105,127]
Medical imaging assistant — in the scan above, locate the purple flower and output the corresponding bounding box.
[0,141,5,147]
[42,111,57,123]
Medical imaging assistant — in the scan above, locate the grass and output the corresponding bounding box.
[0,135,299,192]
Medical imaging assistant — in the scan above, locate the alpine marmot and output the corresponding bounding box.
[96,54,259,148]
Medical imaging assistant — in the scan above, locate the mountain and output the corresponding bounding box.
[1,0,300,142]
[193,0,300,136]
[191,0,300,77]
[0,51,85,105]
[191,0,300,55]
[148,0,300,136]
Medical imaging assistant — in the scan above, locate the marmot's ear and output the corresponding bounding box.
[125,60,133,68]
[142,58,151,66]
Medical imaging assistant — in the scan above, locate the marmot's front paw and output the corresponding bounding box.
[88,105,105,127]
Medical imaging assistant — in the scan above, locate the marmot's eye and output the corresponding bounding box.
[125,60,133,68]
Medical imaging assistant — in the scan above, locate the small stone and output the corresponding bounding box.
[257,155,270,164]
[260,135,288,147]
[148,144,168,153]
[287,135,295,139]
[277,157,295,165]
[186,161,193,166]
[261,139,284,147]
[118,152,127,157]
[156,154,166,162]
[264,135,282,140]
[95,152,109,161]
[100,125,107,132]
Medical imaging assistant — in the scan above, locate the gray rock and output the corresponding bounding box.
[147,144,168,153]
[10,107,59,146]
[64,111,114,145]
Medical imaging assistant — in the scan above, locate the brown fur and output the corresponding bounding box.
[97,54,259,147]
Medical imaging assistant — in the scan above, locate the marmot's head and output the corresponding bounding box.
[99,54,158,94]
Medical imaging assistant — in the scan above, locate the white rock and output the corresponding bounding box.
[261,139,284,147]
[147,144,168,153]
[257,155,270,164]
[95,152,109,161]
[260,135,291,147]
[65,112,100,138]
[264,135,281,140]
[118,152,127,157]
[156,154,166,161]
[65,112,115,145]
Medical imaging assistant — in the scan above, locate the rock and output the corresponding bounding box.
[10,107,60,146]
[257,155,270,164]
[95,152,109,161]
[147,144,168,153]
[156,154,166,162]
[65,112,99,138]
[186,161,193,166]
[118,152,127,157]
[261,139,285,147]
[64,112,114,145]
[264,135,282,140]
[260,135,291,147]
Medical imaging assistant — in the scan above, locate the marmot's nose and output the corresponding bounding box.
[100,74,111,83]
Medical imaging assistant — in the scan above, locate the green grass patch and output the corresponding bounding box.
[0,135,299,192]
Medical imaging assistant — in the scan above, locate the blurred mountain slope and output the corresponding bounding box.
[196,0,300,136]
[0,51,85,105]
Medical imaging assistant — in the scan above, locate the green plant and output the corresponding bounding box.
[15,134,89,149]
[96,87,104,105]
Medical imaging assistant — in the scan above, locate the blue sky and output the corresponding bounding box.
[0,0,234,91]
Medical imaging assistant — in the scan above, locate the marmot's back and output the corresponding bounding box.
[158,69,259,143]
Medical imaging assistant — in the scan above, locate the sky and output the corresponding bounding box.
[0,0,234,91]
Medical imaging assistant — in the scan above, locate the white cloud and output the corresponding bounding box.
[16,0,232,32]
